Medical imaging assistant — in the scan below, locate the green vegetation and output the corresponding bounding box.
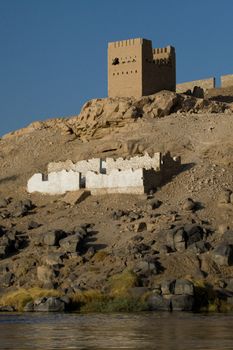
[0,287,62,312]
[2,274,233,314]
[80,296,149,313]
[69,270,148,313]
[108,269,138,297]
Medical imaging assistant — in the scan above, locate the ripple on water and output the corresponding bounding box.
[0,312,233,349]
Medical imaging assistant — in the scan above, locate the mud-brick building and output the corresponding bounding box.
[108,38,176,98]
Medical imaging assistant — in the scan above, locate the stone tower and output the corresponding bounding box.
[108,38,176,98]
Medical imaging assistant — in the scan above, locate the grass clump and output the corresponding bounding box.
[108,270,138,297]
[69,271,147,313]
[0,287,62,312]
[80,296,149,313]
[71,289,104,306]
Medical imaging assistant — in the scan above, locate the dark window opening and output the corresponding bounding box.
[112,57,119,65]
[42,174,48,181]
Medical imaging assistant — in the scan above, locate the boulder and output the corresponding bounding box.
[161,280,175,295]
[0,305,15,312]
[174,279,194,296]
[188,241,209,253]
[184,224,204,246]
[182,198,196,211]
[212,243,233,266]
[134,222,147,232]
[173,228,186,251]
[59,234,81,253]
[171,294,194,311]
[25,297,67,312]
[37,265,55,284]
[13,199,35,217]
[147,198,162,210]
[223,230,233,244]
[142,91,179,118]
[43,230,66,246]
[28,221,41,230]
[0,234,16,259]
[44,253,64,266]
[21,199,34,210]
[23,301,34,312]
[147,294,171,311]
[159,245,172,254]
[167,225,204,252]
[133,260,157,275]
[112,210,125,220]
[128,211,141,221]
[0,245,9,259]
[226,278,233,292]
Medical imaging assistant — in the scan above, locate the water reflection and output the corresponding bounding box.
[0,312,233,349]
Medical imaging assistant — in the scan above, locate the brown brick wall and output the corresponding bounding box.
[108,38,176,98]
[221,74,233,88]
[176,77,215,93]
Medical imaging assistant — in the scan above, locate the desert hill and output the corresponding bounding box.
[0,89,233,312]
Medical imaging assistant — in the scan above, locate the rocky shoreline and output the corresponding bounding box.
[1,191,233,314]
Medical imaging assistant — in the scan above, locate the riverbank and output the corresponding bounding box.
[1,272,233,313]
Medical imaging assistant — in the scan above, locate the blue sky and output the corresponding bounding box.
[0,0,232,136]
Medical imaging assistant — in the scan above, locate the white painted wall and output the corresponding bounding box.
[48,158,102,175]
[86,168,144,194]
[27,170,80,194]
[106,153,161,174]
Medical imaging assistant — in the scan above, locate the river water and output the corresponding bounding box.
[0,312,233,349]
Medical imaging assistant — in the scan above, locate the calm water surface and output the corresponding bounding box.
[0,312,233,349]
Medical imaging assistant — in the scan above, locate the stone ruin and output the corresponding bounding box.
[27,152,181,195]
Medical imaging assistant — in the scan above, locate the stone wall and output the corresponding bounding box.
[176,77,215,93]
[86,169,145,194]
[27,170,80,195]
[106,153,161,174]
[48,158,103,175]
[221,74,233,88]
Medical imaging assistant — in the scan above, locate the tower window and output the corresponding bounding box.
[112,57,119,65]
